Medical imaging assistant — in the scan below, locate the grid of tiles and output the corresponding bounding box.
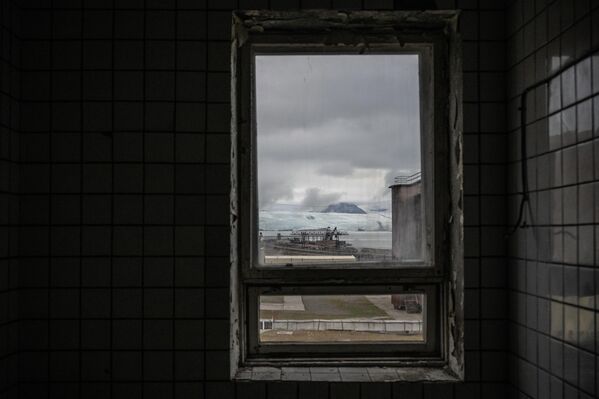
[458,2,509,399]
[0,1,20,398]
[506,0,599,398]
[11,0,508,398]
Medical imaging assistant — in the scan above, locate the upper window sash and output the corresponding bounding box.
[237,38,450,279]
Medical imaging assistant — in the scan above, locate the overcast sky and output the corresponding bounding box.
[256,54,421,210]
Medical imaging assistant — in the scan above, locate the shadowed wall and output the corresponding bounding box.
[3,0,511,398]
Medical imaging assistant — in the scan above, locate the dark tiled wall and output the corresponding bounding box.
[9,1,508,398]
[0,1,20,398]
[506,0,599,398]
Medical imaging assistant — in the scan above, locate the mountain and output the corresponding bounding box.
[321,202,367,214]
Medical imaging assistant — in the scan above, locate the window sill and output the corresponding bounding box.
[233,366,460,382]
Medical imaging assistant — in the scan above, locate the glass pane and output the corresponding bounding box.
[259,294,425,343]
[255,54,426,266]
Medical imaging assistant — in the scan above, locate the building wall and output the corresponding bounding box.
[506,1,599,398]
[10,1,507,398]
[390,182,422,261]
[0,1,20,398]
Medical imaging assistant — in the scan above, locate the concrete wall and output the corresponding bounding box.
[390,182,422,261]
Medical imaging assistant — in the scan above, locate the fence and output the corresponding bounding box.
[259,319,423,334]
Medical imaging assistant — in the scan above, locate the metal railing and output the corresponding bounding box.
[393,171,422,185]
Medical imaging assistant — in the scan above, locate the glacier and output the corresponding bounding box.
[259,210,392,232]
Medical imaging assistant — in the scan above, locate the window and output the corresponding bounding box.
[231,10,463,381]
[255,52,432,266]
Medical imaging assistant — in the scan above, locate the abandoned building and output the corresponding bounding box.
[390,172,423,261]
[1,1,598,399]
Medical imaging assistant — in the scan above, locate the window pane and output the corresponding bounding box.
[255,54,426,266]
[259,294,425,343]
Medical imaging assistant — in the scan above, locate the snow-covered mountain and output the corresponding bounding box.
[321,202,367,214]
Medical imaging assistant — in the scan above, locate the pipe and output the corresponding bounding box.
[506,42,599,237]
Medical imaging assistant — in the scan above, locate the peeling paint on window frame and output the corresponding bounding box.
[230,10,463,382]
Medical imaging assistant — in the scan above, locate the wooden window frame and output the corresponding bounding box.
[230,10,463,381]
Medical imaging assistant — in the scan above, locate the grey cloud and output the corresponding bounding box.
[258,178,294,208]
[316,161,355,177]
[258,116,420,171]
[300,188,344,211]
[255,54,420,134]
[255,54,422,208]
